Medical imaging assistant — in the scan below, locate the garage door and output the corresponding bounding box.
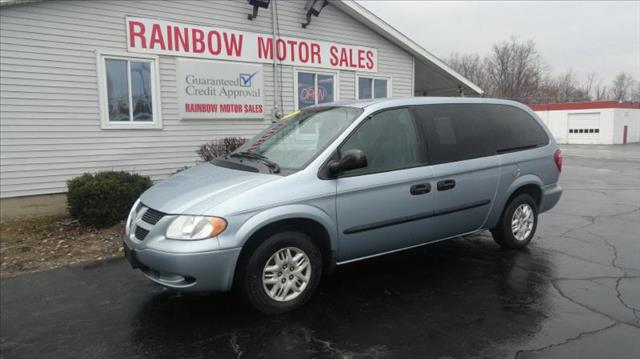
[567,112,601,144]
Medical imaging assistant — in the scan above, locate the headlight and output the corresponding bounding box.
[166,215,227,240]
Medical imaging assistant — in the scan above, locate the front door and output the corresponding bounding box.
[334,108,437,262]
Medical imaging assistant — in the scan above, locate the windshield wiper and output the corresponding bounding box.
[229,151,280,173]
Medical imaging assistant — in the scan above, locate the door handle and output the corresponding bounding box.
[437,179,456,191]
[410,183,431,195]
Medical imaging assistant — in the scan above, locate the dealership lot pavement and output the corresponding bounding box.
[1,145,639,359]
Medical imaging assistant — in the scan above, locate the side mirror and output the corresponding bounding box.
[328,149,367,176]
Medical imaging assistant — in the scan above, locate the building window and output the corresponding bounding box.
[295,70,336,109]
[98,53,161,129]
[357,76,390,100]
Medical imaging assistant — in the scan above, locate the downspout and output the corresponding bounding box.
[271,0,281,122]
[411,56,415,96]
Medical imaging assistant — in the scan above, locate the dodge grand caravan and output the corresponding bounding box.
[123,97,562,314]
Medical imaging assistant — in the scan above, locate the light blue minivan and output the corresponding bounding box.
[124,97,563,313]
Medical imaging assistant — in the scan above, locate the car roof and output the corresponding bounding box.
[310,97,531,112]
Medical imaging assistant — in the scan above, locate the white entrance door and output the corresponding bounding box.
[567,112,601,144]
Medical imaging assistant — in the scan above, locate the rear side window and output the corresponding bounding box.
[340,108,420,175]
[412,104,495,164]
[485,105,549,153]
[412,104,549,164]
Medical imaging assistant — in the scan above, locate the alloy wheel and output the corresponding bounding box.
[262,247,312,302]
[511,203,534,241]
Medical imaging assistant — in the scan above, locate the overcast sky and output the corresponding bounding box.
[358,1,640,86]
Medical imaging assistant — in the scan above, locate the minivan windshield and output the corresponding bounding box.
[231,106,362,171]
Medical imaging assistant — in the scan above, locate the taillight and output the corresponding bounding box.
[554,149,563,172]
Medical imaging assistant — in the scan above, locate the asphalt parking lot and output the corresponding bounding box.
[1,144,639,359]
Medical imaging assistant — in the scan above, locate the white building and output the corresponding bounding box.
[532,102,640,145]
[0,0,481,217]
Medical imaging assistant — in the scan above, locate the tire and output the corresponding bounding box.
[491,194,538,249]
[237,231,322,314]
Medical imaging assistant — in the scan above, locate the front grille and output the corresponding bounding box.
[130,205,164,241]
[142,207,165,225]
[135,226,150,241]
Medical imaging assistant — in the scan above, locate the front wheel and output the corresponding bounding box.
[491,194,538,249]
[237,231,322,314]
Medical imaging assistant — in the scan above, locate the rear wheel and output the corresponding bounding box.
[237,231,322,314]
[491,194,538,249]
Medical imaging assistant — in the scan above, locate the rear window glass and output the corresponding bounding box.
[485,105,549,153]
[412,104,549,164]
[412,104,495,164]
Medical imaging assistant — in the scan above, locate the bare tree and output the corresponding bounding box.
[632,81,640,102]
[551,69,589,102]
[555,70,577,99]
[583,71,598,100]
[585,72,609,101]
[593,84,609,101]
[447,52,489,90]
[611,72,634,101]
[484,37,546,102]
[532,70,588,103]
[444,36,633,104]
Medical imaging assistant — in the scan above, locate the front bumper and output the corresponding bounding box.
[124,241,241,292]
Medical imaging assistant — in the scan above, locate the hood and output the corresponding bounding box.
[140,163,280,215]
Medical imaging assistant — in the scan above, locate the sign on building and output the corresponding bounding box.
[126,17,378,72]
[176,59,264,119]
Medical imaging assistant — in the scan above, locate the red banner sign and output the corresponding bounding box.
[126,17,378,72]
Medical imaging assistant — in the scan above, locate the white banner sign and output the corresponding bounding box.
[177,59,264,119]
[127,16,378,72]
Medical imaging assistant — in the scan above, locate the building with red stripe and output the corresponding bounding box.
[530,101,639,145]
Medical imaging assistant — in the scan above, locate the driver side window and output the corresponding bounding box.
[340,108,420,176]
